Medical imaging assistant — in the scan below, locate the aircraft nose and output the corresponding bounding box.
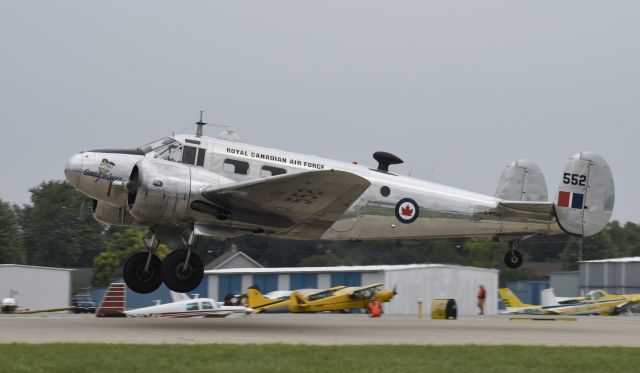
[64,153,84,187]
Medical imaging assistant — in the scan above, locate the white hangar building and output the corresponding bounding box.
[205,264,498,316]
[580,257,640,294]
[0,264,73,310]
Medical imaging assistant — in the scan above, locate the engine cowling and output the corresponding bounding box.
[126,158,192,225]
[93,199,135,226]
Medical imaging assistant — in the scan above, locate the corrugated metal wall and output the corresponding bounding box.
[580,261,640,294]
[0,266,71,309]
[383,267,498,316]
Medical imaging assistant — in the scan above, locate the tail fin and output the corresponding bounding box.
[170,291,191,302]
[496,159,548,202]
[554,151,614,236]
[246,287,277,309]
[540,288,558,307]
[499,288,536,308]
[96,283,126,317]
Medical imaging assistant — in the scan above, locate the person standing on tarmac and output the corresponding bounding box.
[477,285,486,315]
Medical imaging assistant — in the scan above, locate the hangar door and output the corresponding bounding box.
[290,273,317,290]
[252,274,278,293]
[218,275,242,297]
[331,272,362,287]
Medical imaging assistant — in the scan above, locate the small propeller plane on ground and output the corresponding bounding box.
[288,283,397,313]
[65,114,615,294]
[246,286,346,313]
[96,283,252,318]
[499,287,640,316]
[247,283,395,313]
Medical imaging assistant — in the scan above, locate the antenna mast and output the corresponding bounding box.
[196,110,207,137]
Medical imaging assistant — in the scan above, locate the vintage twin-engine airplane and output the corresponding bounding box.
[96,283,252,318]
[64,116,615,294]
[499,288,640,316]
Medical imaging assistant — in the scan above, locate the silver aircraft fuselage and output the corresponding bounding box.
[64,134,562,241]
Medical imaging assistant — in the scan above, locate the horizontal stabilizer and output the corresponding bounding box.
[499,201,554,214]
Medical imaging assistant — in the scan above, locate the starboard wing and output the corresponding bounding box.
[201,170,371,239]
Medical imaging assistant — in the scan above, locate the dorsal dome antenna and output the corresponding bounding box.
[373,151,403,173]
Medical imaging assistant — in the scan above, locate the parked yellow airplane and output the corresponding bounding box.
[288,283,396,313]
[246,286,346,313]
[499,287,640,316]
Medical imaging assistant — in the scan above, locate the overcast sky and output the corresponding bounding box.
[1,1,638,222]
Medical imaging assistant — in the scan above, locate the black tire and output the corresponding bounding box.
[504,250,524,269]
[123,252,163,294]
[161,249,204,293]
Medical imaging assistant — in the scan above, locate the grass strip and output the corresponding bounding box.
[1,344,639,373]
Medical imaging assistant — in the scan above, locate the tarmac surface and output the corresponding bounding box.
[1,313,639,346]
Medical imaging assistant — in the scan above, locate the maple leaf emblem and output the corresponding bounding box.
[401,204,414,217]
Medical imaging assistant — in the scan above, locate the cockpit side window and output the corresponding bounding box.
[196,149,206,167]
[182,146,197,165]
[202,301,214,310]
[186,302,199,311]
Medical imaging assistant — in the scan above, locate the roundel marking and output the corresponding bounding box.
[395,198,419,224]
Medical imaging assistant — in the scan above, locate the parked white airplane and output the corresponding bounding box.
[96,283,252,318]
[65,113,615,294]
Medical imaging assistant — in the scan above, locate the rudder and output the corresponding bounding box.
[554,151,615,236]
[495,159,548,202]
[246,287,276,309]
[96,283,126,317]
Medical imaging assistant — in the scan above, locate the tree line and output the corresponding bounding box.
[1,181,639,287]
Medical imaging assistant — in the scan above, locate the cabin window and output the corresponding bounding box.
[260,165,287,177]
[182,146,197,165]
[196,149,206,167]
[223,159,249,175]
[201,301,214,310]
[186,302,199,311]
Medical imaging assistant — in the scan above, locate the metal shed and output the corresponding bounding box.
[206,264,498,315]
[0,264,73,310]
[580,257,640,294]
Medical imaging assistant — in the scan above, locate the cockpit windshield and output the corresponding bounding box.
[139,137,183,162]
[587,290,605,301]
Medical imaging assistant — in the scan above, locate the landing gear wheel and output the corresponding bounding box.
[504,250,523,269]
[161,249,204,293]
[123,252,163,294]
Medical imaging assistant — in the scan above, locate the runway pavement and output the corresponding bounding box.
[1,313,639,346]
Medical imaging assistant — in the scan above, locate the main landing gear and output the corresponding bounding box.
[123,232,163,294]
[122,229,204,294]
[504,240,523,269]
[161,230,204,293]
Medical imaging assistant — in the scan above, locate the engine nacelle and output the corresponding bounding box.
[126,158,232,226]
[93,200,135,226]
[127,159,192,225]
